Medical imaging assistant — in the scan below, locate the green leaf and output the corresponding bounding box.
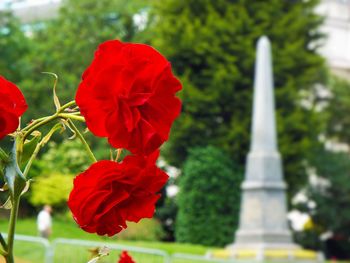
[41,123,64,145]
[21,131,41,166]
[13,176,26,201]
[4,142,27,200]
[0,148,9,162]
[5,160,17,199]
[42,72,60,112]
[20,179,32,196]
[0,148,10,178]
[0,183,8,192]
[0,197,12,210]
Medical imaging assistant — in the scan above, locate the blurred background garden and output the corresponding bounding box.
[0,0,350,262]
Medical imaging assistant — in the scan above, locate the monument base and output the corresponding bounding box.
[234,229,296,247]
[207,245,324,262]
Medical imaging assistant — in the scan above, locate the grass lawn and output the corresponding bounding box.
[0,218,343,263]
[0,217,212,263]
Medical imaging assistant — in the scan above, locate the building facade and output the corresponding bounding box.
[317,0,350,80]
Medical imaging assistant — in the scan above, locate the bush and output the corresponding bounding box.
[30,173,73,208]
[156,194,178,241]
[115,219,165,241]
[175,146,243,247]
[34,140,91,176]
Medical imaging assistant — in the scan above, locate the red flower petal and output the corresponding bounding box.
[118,251,136,263]
[0,110,19,139]
[75,40,182,155]
[0,76,27,139]
[67,155,168,236]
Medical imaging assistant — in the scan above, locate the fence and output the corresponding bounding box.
[51,238,170,263]
[0,233,322,263]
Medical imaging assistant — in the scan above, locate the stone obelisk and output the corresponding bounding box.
[234,36,296,249]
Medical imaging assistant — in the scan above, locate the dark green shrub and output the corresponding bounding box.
[175,146,243,247]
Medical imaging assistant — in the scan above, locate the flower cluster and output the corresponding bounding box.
[0,39,181,243]
[0,40,182,263]
[75,40,182,155]
[68,151,168,236]
[68,40,182,236]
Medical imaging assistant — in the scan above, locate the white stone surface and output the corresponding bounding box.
[234,36,297,249]
[0,0,61,23]
[251,37,277,154]
[317,0,350,78]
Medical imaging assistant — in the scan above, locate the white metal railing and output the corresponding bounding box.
[51,238,171,263]
[1,233,51,262]
[171,253,233,262]
[0,233,324,263]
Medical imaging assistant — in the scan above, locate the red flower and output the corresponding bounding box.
[0,76,27,139]
[118,251,136,263]
[76,40,182,155]
[67,151,168,236]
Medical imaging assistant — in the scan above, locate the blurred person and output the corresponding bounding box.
[37,205,52,239]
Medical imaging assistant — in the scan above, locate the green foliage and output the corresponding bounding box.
[324,76,350,144]
[294,229,321,251]
[19,0,150,123]
[175,146,243,247]
[34,139,90,176]
[0,11,31,82]
[115,219,165,241]
[149,0,326,198]
[293,76,350,247]
[306,149,350,239]
[156,195,177,241]
[30,173,73,207]
[27,139,90,208]
[0,217,212,263]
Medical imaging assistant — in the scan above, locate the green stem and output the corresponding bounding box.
[0,247,7,257]
[0,233,7,252]
[58,100,76,113]
[23,144,41,178]
[21,116,50,132]
[22,100,76,134]
[58,113,85,122]
[23,124,62,177]
[64,111,80,115]
[67,119,97,163]
[23,114,58,140]
[6,197,20,263]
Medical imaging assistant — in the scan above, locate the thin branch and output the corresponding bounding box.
[67,119,97,163]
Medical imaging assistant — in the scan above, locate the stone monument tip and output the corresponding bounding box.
[257,35,271,50]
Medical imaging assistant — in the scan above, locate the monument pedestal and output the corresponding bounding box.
[234,152,297,250]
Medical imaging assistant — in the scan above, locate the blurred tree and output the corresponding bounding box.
[20,0,150,123]
[155,184,178,241]
[0,11,31,82]
[294,76,350,257]
[176,146,243,246]
[149,0,326,198]
[30,173,73,208]
[27,139,91,209]
[114,219,165,241]
[299,148,350,257]
[323,76,350,144]
[33,139,91,176]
